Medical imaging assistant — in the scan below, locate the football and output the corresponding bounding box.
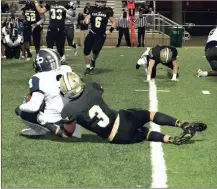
[25,93,32,102]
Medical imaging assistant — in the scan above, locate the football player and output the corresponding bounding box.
[58,72,207,145]
[33,0,67,63]
[197,26,217,77]
[15,48,81,138]
[65,1,79,56]
[83,0,117,75]
[22,0,45,59]
[144,45,179,81]
[2,27,24,59]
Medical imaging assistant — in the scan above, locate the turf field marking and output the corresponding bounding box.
[149,80,168,188]
[135,89,170,92]
[202,90,210,94]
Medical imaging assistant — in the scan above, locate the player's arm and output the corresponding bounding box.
[83,14,90,25]
[106,7,117,35]
[146,59,155,81]
[18,76,45,113]
[34,0,48,14]
[171,47,179,81]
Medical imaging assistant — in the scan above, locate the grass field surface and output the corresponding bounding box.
[1,47,217,188]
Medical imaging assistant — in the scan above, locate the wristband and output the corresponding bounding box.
[109,27,114,33]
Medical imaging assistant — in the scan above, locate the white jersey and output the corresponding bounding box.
[28,65,72,123]
[207,27,217,43]
[3,34,23,47]
[205,27,217,51]
[1,27,8,39]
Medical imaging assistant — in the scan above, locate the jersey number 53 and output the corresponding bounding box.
[89,105,109,128]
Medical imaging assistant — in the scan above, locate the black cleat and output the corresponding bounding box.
[84,68,91,75]
[181,122,207,132]
[136,64,141,69]
[90,59,96,71]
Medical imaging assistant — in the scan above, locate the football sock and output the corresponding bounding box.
[153,112,177,126]
[147,131,165,142]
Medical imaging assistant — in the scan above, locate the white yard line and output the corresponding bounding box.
[135,89,170,92]
[149,80,168,188]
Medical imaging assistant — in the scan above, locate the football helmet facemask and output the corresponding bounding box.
[33,48,61,73]
[60,72,85,98]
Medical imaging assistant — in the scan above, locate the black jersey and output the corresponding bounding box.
[61,82,118,139]
[149,45,178,64]
[45,3,66,28]
[22,3,41,25]
[89,6,114,35]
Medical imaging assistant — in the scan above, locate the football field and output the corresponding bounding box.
[1,47,217,188]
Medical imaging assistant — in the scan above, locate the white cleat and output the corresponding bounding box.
[61,54,66,63]
[1,56,6,59]
[21,56,25,59]
[20,128,48,136]
[74,45,78,56]
[197,69,207,77]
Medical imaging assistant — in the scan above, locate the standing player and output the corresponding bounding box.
[65,1,79,56]
[145,45,179,81]
[33,0,67,63]
[197,26,217,77]
[58,72,207,145]
[22,0,45,58]
[83,0,117,75]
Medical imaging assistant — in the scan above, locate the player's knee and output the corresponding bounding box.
[150,112,156,121]
[83,48,90,56]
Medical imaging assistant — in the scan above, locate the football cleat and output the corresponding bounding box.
[84,68,91,75]
[181,122,207,132]
[61,54,66,63]
[90,59,96,71]
[20,128,48,136]
[197,69,207,77]
[136,63,141,69]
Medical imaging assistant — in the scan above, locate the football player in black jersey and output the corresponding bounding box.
[59,72,207,145]
[22,0,45,57]
[146,45,179,81]
[33,0,67,62]
[83,0,117,75]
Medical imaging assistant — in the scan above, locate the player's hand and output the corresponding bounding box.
[31,23,38,29]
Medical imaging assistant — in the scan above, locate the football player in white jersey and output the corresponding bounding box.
[15,48,81,138]
[197,26,217,77]
[2,27,24,59]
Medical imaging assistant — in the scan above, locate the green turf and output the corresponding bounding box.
[1,47,216,188]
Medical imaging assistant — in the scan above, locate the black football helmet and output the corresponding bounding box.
[33,48,61,73]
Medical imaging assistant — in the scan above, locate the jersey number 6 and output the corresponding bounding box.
[95,17,102,28]
[89,105,109,128]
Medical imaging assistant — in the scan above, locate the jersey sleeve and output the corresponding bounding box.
[107,7,114,17]
[90,82,104,93]
[28,76,44,94]
[45,4,50,10]
[61,105,77,123]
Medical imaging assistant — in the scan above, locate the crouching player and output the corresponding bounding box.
[2,28,24,59]
[136,45,179,81]
[15,48,81,138]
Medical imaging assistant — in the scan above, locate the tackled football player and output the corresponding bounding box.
[146,45,179,81]
[15,48,81,138]
[59,72,207,145]
[83,0,117,75]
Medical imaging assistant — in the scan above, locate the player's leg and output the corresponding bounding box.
[23,27,32,60]
[14,46,21,59]
[56,28,66,62]
[198,47,217,77]
[66,25,78,56]
[1,43,6,59]
[83,32,95,75]
[116,28,124,47]
[90,35,106,71]
[32,26,42,53]
[46,27,55,49]
[165,61,179,78]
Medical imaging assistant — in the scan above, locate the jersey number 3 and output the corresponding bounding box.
[89,105,109,128]
[50,9,63,20]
